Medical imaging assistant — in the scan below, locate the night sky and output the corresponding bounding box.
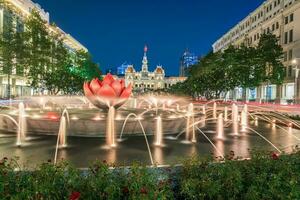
[33,0,264,76]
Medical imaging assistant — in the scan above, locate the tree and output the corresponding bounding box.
[257,33,285,85]
[169,33,284,100]
[0,5,101,96]
[0,8,16,98]
[25,9,52,91]
[74,50,101,81]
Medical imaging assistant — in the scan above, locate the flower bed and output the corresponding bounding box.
[1,150,300,199]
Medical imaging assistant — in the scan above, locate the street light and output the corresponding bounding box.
[292,59,298,66]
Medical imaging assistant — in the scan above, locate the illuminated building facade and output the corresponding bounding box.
[213,0,300,104]
[125,46,186,91]
[0,0,87,98]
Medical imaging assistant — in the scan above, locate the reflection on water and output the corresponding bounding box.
[1,120,300,168]
[214,140,224,158]
[153,147,163,164]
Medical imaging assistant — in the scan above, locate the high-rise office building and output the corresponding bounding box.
[117,62,131,76]
[179,49,198,77]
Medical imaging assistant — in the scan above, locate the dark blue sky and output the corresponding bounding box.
[33,0,264,76]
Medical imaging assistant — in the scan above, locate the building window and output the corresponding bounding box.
[284,32,288,44]
[284,51,288,62]
[285,16,289,24]
[288,49,293,60]
[290,13,294,22]
[289,29,293,43]
[276,22,279,29]
[288,66,292,77]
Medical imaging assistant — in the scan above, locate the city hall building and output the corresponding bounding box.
[0,0,87,98]
[213,0,300,104]
[125,46,186,92]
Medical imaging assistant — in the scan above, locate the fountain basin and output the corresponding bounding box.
[0,108,204,137]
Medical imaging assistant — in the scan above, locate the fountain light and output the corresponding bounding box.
[32,114,41,119]
[168,115,177,119]
[272,119,276,128]
[136,115,143,120]
[254,116,258,126]
[115,115,123,120]
[167,100,173,107]
[9,111,18,115]
[93,116,102,121]
[176,104,180,111]
[71,116,79,121]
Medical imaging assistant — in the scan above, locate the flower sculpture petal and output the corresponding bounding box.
[84,74,132,109]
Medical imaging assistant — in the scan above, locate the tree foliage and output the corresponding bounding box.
[0,4,101,97]
[169,33,284,100]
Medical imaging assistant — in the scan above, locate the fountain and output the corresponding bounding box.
[241,110,247,132]
[185,103,196,143]
[83,74,132,148]
[58,116,67,148]
[17,102,26,146]
[217,113,224,139]
[202,105,206,115]
[155,116,163,146]
[106,106,116,147]
[1,75,300,168]
[213,102,217,119]
[224,106,228,122]
[232,103,239,135]
[176,104,180,112]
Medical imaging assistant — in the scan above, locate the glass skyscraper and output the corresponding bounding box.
[179,49,198,77]
[117,62,130,76]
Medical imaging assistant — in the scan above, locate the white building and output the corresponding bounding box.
[212,0,300,104]
[125,46,186,92]
[0,0,87,98]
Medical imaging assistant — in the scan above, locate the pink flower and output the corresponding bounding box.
[83,73,132,109]
[271,152,279,160]
[140,187,148,195]
[69,192,80,200]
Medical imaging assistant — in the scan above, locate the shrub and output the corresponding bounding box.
[1,150,300,199]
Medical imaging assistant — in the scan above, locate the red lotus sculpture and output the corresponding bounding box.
[83,73,132,109]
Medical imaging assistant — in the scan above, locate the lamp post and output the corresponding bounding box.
[292,58,300,104]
